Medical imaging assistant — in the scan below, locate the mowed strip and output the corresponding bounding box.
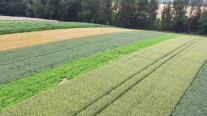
[0,31,167,85]
[172,60,207,116]
[0,27,133,51]
[0,36,203,116]
[98,38,207,116]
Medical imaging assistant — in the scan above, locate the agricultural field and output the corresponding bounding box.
[0,21,207,116]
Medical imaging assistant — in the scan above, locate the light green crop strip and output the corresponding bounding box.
[98,38,207,116]
[0,36,199,116]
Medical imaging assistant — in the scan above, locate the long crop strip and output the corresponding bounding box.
[0,31,167,85]
[98,38,207,116]
[172,60,207,116]
[0,36,203,116]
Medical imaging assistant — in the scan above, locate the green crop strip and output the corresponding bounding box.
[172,59,207,116]
[0,31,167,85]
[99,38,207,116]
[0,21,109,35]
[0,34,182,112]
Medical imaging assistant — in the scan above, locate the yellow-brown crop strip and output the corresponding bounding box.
[0,36,202,116]
[0,28,134,51]
[98,38,207,116]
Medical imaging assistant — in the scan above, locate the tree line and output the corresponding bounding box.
[0,0,207,34]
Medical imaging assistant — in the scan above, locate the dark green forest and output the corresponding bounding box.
[0,0,207,34]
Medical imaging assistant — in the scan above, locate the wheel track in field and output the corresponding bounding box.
[75,38,204,116]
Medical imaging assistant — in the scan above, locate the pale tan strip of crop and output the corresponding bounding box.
[99,37,207,116]
[0,28,134,51]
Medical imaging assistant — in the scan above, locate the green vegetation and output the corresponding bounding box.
[2,36,206,116]
[198,11,207,35]
[0,34,182,112]
[172,60,207,116]
[0,21,109,35]
[98,37,207,116]
[0,31,167,85]
[1,0,207,35]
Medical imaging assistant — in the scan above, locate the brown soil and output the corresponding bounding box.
[59,78,67,85]
[0,28,135,51]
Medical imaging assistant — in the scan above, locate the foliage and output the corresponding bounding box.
[161,2,172,31]
[197,11,207,35]
[44,0,59,20]
[170,0,189,32]
[133,11,148,29]
[0,33,182,113]
[0,31,168,85]
[59,0,81,21]
[98,0,113,25]
[187,0,203,33]
[147,0,159,30]
[118,0,137,28]
[32,0,44,18]
[0,21,109,35]
[77,0,100,23]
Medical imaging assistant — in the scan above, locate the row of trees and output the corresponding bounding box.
[161,0,207,34]
[0,0,206,34]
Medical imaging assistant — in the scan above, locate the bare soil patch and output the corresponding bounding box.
[59,78,67,85]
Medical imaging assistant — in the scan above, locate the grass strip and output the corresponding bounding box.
[98,38,207,116]
[77,37,202,116]
[0,34,182,112]
[0,21,109,35]
[172,60,207,116]
[0,35,192,115]
[0,31,168,85]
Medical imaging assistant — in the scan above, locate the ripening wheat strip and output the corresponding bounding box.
[98,38,207,116]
